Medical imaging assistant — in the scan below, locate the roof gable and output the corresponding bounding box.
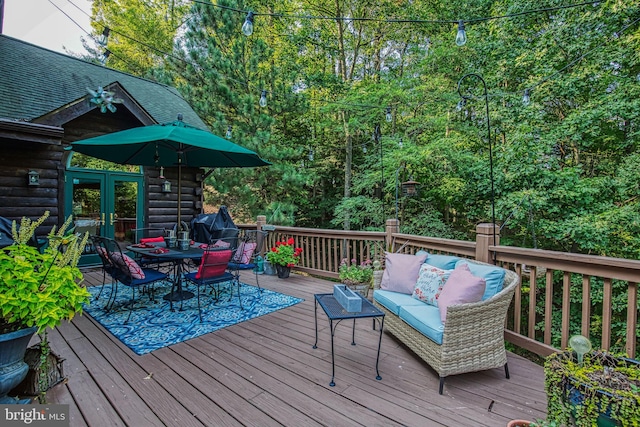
[0,35,207,130]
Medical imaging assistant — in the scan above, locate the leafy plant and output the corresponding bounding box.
[0,212,92,334]
[338,258,373,286]
[266,238,302,267]
[545,349,640,426]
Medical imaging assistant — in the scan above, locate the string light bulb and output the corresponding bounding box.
[225,125,232,139]
[456,20,467,46]
[385,106,392,122]
[398,138,403,149]
[98,27,110,47]
[522,88,531,106]
[242,12,255,36]
[308,148,314,161]
[100,49,111,65]
[259,90,267,107]
[362,144,367,154]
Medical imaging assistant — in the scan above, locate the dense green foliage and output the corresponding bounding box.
[89,0,640,258]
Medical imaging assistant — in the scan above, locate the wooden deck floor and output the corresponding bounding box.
[43,268,547,426]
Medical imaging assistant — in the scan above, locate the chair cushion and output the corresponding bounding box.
[399,304,444,345]
[212,239,231,248]
[232,242,257,264]
[438,263,486,323]
[196,249,232,279]
[373,289,425,316]
[380,252,428,294]
[129,268,167,286]
[140,236,164,244]
[110,252,145,279]
[454,260,506,300]
[412,264,451,306]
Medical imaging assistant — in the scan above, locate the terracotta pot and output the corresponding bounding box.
[506,420,533,427]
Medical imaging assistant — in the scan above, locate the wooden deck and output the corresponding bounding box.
[42,268,547,426]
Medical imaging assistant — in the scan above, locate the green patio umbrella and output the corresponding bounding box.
[70,119,270,226]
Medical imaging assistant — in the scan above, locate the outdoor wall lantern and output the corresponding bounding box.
[28,170,40,186]
[161,179,171,193]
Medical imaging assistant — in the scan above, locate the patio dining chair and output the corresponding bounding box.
[93,236,169,323]
[183,239,239,321]
[89,235,116,303]
[227,230,268,295]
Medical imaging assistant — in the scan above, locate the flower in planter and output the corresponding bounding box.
[339,258,373,286]
[266,238,302,267]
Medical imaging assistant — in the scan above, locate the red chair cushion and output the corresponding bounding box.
[140,236,165,244]
[195,249,232,279]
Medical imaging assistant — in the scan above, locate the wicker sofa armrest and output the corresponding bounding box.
[440,268,518,351]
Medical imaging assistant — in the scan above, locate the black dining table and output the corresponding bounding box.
[127,243,206,310]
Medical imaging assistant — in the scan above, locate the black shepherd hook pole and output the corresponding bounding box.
[457,73,496,255]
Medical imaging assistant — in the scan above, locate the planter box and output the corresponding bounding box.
[11,344,66,396]
[333,284,362,312]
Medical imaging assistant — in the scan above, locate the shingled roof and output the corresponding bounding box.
[0,35,207,129]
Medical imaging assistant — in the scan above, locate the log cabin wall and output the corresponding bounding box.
[0,133,65,234]
[145,165,203,232]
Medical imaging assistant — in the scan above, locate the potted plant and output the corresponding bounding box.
[544,336,640,426]
[507,420,557,427]
[0,212,91,403]
[339,258,373,298]
[266,237,302,278]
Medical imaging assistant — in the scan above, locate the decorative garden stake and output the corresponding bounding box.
[569,334,592,366]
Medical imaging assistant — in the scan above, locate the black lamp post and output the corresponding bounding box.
[373,124,385,225]
[457,73,496,248]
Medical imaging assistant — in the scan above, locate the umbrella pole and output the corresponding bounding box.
[177,164,182,230]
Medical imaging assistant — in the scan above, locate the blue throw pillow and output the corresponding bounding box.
[426,254,460,270]
[454,260,506,300]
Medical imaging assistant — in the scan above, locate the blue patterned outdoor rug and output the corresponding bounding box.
[83,282,303,355]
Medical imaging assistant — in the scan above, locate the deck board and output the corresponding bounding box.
[41,268,547,426]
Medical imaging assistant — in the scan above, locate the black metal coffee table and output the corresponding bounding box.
[313,293,385,386]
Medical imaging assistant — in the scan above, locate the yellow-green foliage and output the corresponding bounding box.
[545,351,640,427]
[0,212,91,333]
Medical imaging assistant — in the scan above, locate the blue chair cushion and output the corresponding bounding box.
[227,262,255,270]
[127,268,167,287]
[373,289,424,316]
[454,260,506,300]
[398,303,444,345]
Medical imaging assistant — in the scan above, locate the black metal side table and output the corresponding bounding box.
[313,293,385,386]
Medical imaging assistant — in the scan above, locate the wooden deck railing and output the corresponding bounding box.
[239,217,640,359]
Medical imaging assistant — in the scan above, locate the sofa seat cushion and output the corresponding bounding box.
[374,289,424,316]
[399,304,444,345]
[454,260,506,300]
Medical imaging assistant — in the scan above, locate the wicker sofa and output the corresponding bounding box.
[373,255,518,394]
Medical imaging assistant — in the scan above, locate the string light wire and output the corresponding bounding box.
[55,0,635,114]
